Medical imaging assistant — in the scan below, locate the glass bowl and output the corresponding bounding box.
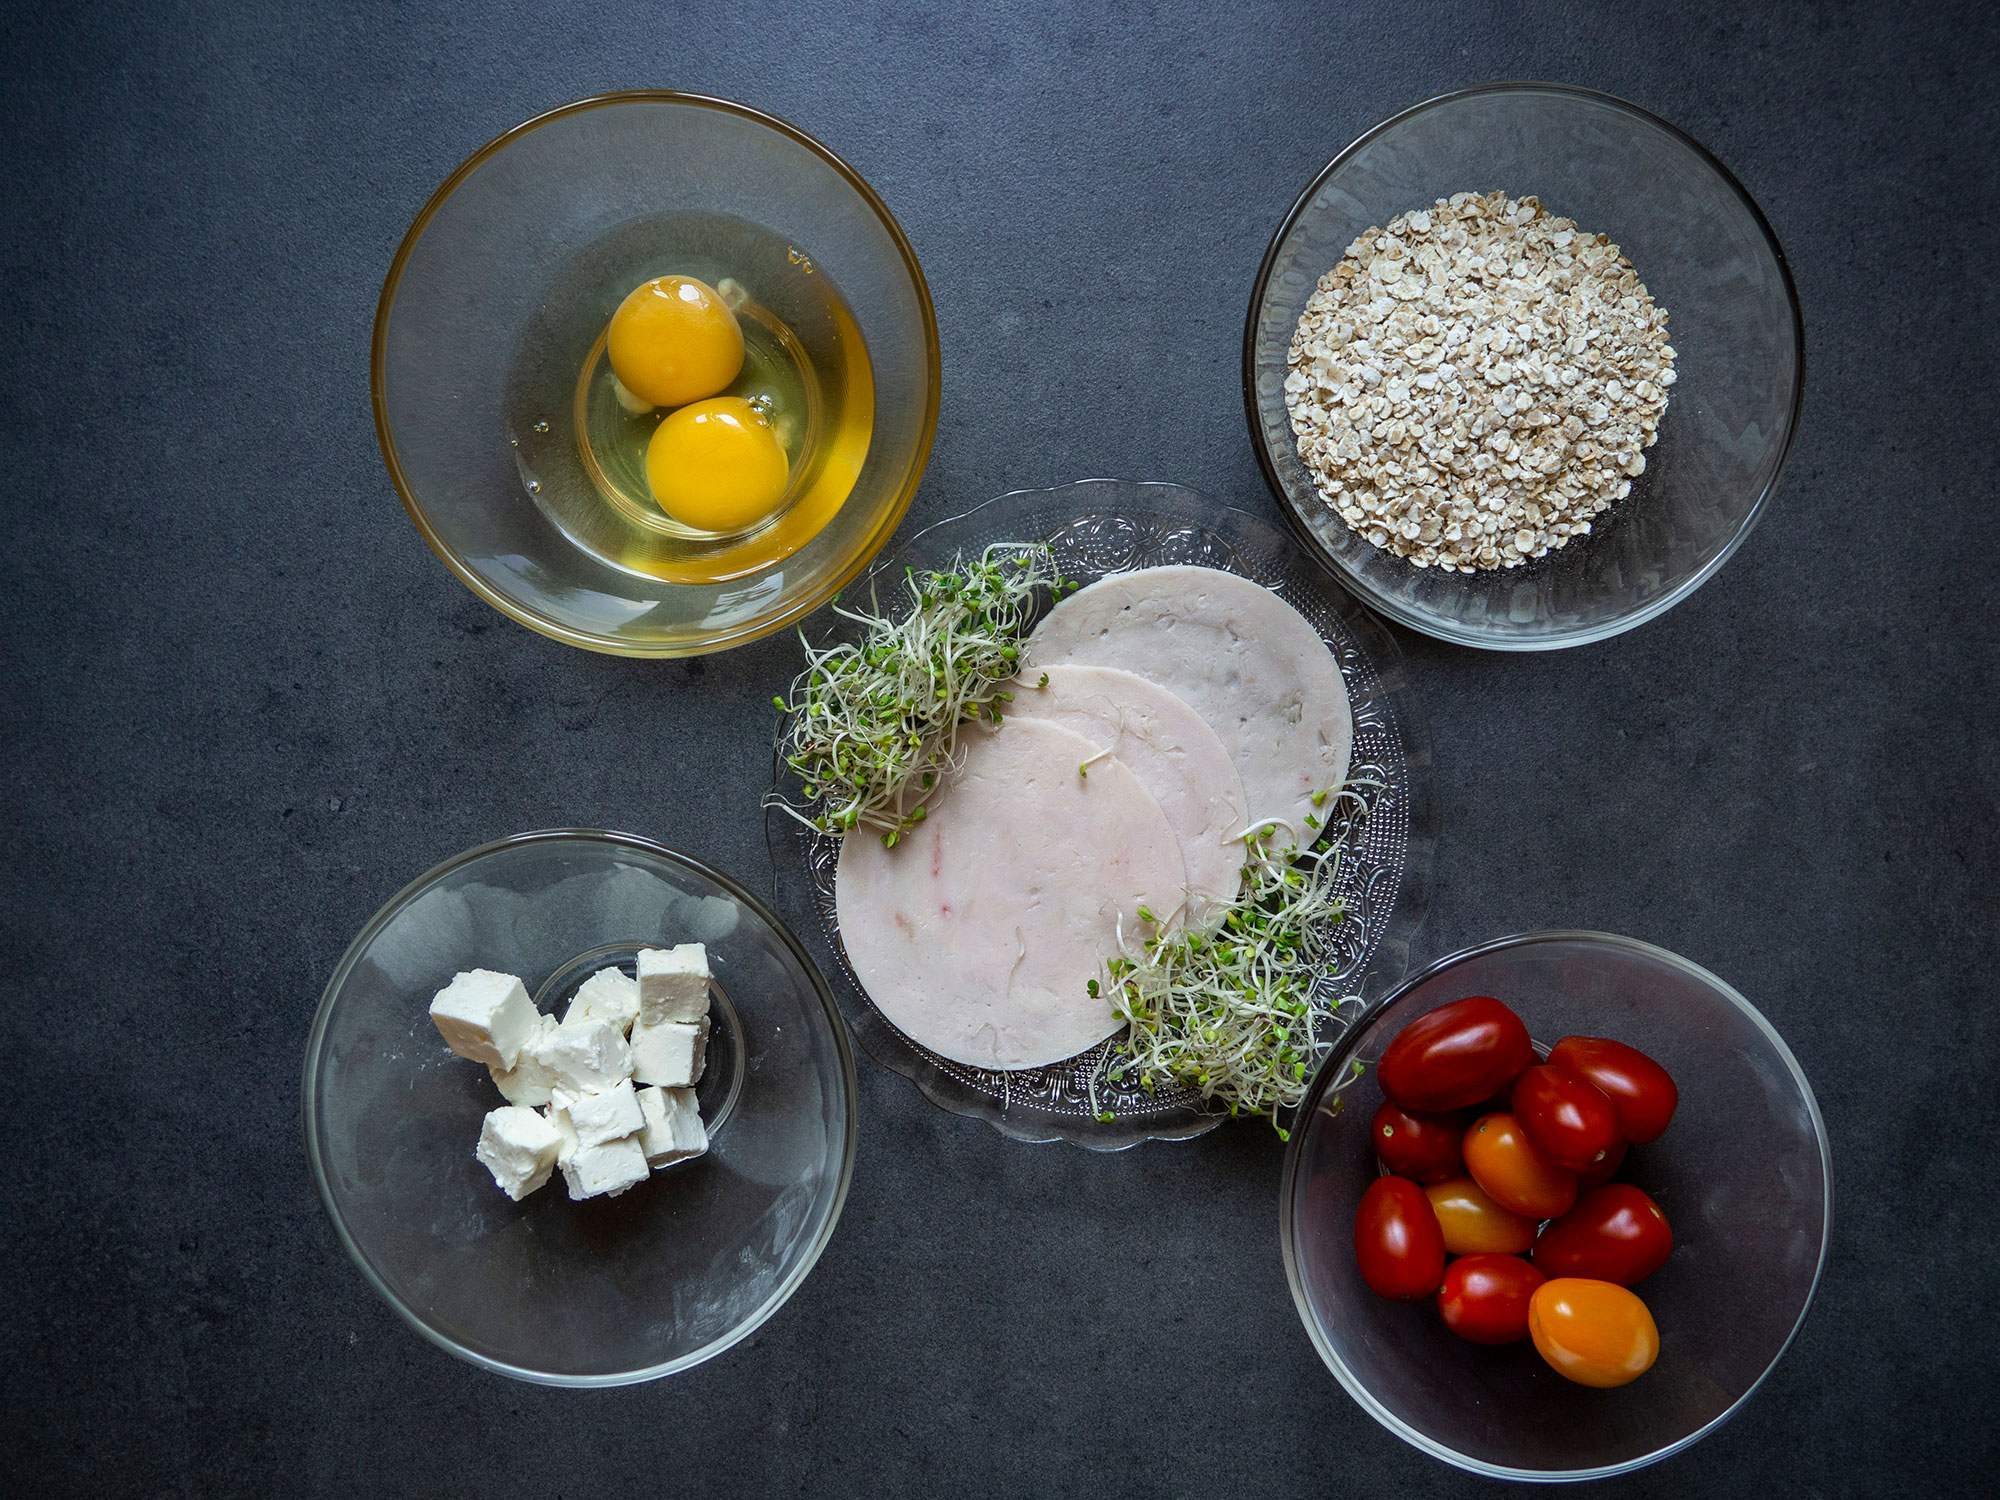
[372,92,939,656]
[769,479,1438,1148]
[1280,931,1831,1480]
[302,830,858,1385]
[1244,83,1803,649]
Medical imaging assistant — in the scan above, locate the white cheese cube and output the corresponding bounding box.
[564,966,640,1035]
[552,1080,644,1148]
[474,1105,562,1201]
[637,1085,708,1165]
[428,969,538,1069]
[630,1015,710,1088]
[542,1100,579,1163]
[559,1136,650,1200]
[636,944,710,1024]
[532,1017,632,1096]
[489,1013,560,1106]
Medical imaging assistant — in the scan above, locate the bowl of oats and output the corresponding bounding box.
[1244,83,1802,650]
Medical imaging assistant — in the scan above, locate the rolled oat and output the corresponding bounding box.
[1283,191,1675,571]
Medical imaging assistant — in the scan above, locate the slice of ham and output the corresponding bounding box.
[1024,565,1351,847]
[1004,663,1247,921]
[835,718,1183,1071]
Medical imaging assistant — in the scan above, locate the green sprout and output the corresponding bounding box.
[769,543,1065,843]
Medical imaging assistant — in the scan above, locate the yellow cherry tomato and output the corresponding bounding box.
[644,396,789,532]
[1423,1175,1538,1255]
[607,275,744,408]
[1528,1277,1660,1388]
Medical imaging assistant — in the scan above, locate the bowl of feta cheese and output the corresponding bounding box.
[303,829,858,1385]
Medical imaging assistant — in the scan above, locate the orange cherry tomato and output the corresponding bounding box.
[1464,1112,1578,1220]
[1424,1176,1538,1255]
[1528,1278,1660,1387]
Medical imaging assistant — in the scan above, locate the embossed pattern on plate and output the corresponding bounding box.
[767,480,1437,1148]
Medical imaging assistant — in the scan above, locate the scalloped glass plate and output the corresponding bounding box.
[767,480,1437,1148]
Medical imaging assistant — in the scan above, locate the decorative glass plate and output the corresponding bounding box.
[767,480,1437,1149]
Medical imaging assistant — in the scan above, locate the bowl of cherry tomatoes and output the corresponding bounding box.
[1280,931,1830,1481]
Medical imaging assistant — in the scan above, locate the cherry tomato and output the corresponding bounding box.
[1528,1278,1660,1387]
[1576,1135,1628,1191]
[1378,996,1534,1111]
[1512,1064,1623,1171]
[1353,1176,1447,1301]
[1548,1036,1679,1144]
[1534,1185,1673,1285]
[1437,1253,1546,1345]
[1424,1176,1537,1255]
[1463,1112,1578,1220]
[1370,1101,1468,1183]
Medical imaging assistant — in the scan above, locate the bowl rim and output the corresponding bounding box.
[1240,80,1808,652]
[1276,927,1833,1481]
[299,827,861,1386]
[370,90,942,658]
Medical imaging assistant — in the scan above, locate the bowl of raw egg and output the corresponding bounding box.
[372,92,940,656]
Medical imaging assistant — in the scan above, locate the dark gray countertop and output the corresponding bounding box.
[5,1,1996,1494]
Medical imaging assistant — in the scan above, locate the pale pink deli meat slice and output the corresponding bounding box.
[1024,565,1352,846]
[834,718,1184,1071]
[1005,663,1247,919]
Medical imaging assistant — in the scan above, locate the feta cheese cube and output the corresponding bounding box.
[637,1085,708,1165]
[542,1100,579,1163]
[559,1136,650,1200]
[564,966,640,1035]
[428,969,538,1069]
[636,943,710,1024]
[532,1017,632,1096]
[552,1079,644,1148]
[489,1013,560,1106]
[630,1015,710,1088]
[474,1105,562,1201]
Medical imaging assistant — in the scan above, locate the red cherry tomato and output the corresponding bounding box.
[1463,1113,1578,1220]
[1437,1253,1546,1345]
[1528,1278,1660,1387]
[1353,1176,1446,1301]
[1576,1135,1628,1191]
[1534,1185,1673,1285]
[1512,1064,1623,1171]
[1424,1176,1537,1255]
[1378,996,1534,1111]
[1370,1102,1468,1183]
[1548,1036,1679,1144]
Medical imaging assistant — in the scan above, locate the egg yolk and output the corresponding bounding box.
[606,276,744,408]
[645,397,790,532]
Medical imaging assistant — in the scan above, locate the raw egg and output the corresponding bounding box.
[645,397,789,532]
[607,275,744,408]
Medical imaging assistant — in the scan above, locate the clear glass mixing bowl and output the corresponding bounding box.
[1280,931,1830,1479]
[302,830,858,1385]
[1244,84,1803,649]
[373,92,939,655]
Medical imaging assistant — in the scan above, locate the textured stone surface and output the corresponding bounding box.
[4,1,1997,1494]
